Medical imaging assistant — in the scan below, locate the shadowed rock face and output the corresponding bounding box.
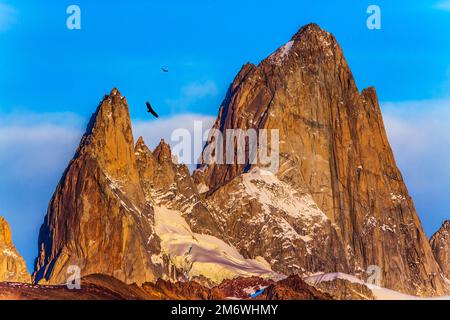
[195,23,447,296]
[430,221,450,279]
[0,216,30,283]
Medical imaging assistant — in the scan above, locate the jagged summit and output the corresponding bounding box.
[74,87,139,186]
[153,139,172,161]
[430,220,450,279]
[34,89,159,285]
[290,22,330,41]
[135,136,145,146]
[0,216,30,283]
[0,216,12,245]
[84,88,127,133]
[262,22,340,67]
[196,23,447,296]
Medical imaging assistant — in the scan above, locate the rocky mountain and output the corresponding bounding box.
[0,216,30,283]
[195,23,447,296]
[430,221,450,279]
[31,23,449,298]
[204,167,348,277]
[33,89,161,285]
[33,88,277,286]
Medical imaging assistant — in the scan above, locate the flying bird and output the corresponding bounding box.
[146,102,159,118]
[161,68,169,73]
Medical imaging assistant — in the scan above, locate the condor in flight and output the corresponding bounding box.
[146,101,159,118]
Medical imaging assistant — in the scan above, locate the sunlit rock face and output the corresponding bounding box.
[33,88,162,285]
[430,221,450,279]
[195,23,447,296]
[33,89,277,286]
[0,216,30,283]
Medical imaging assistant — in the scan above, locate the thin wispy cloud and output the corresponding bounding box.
[0,111,85,270]
[0,111,84,179]
[434,1,450,11]
[0,111,215,179]
[0,2,18,31]
[382,99,450,235]
[383,99,450,189]
[165,80,219,111]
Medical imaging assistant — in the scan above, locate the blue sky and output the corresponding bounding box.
[1,0,450,271]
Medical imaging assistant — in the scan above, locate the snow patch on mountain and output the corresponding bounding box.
[268,41,294,65]
[305,273,450,300]
[153,205,278,284]
[241,168,328,223]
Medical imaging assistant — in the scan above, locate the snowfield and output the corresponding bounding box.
[153,205,279,284]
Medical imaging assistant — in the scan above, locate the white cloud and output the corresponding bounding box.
[383,99,450,189]
[0,111,216,179]
[165,80,219,110]
[382,99,450,233]
[0,112,84,178]
[434,1,450,11]
[0,3,18,31]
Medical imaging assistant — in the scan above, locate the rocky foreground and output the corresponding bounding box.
[0,275,330,300]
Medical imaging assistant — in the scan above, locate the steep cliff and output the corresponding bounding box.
[430,221,450,280]
[0,216,30,283]
[196,23,446,295]
[33,88,162,285]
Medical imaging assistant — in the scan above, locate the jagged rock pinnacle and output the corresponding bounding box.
[430,220,450,279]
[0,216,30,283]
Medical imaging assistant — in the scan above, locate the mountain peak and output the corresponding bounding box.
[442,220,450,229]
[264,23,339,67]
[291,22,327,40]
[135,136,146,148]
[153,139,172,161]
[197,22,447,296]
[0,216,12,246]
[110,87,121,96]
[430,220,450,279]
[290,23,338,53]
[83,88,129,138]
[0,216,30,283]
[34,90,157,285]
[75,88,137,181]
[135,136,153,160]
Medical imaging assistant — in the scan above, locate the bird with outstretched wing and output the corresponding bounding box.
[146,102,159,118]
